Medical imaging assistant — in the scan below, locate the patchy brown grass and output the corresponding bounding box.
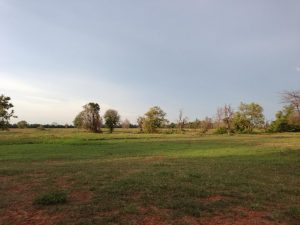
[199,195,227,203]
[1,208,65,225]
[137,215,168,225]
[69,190,93,203]
[143,156,166,163]
[199,207,287,225]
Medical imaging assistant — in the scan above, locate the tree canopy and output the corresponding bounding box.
[74,102,101,132]
[141,106,168,133]
[0,95,16,130]
[233,102,264,133]
[104,109,120,133]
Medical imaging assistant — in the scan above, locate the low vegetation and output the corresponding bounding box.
[34,190,67,206]
[0,91,299,224]
[0,129,299,225]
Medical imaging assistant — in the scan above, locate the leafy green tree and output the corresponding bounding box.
[0,95,17,130]
[104,109,120,133]
[74,103,101,132]
[73,111,84,128]
[142,106,168,133]
[233,102,264,133]
[17,120,28,129]
[269,106,300,132]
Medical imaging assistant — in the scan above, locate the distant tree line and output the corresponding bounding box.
[1,90,300,134]
[8,122,74,129]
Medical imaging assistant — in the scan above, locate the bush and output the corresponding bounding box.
[36,125,46,131]
[214,127,227,134]
[34,190,67,205]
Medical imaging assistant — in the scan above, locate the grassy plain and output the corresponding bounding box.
[0,128,299,225]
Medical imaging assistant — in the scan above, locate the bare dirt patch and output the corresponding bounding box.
[143,156,165,163]
[0,176,10,182]
[200,195,227,203]
[0,177,67,225]
[69,190,93,203]
[56,176,73,189]
[0,208,65,225]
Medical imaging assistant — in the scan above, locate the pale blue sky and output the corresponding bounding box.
[0,0,299,124]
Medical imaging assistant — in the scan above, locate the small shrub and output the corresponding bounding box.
[214,127,227,134]
[36,125,46,131]
[123,203,138,214]
[34,190,67,205]
[286,207,300,220]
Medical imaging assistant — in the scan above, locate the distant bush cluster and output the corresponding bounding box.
[1,90,300,134]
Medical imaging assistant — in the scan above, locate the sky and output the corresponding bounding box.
[0,0,300,124]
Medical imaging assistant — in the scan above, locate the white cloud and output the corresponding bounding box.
[1,72,141,124]
[0,76,41,94]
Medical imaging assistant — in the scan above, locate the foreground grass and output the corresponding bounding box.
[0,129,299,225]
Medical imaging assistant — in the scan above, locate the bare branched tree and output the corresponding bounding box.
[223,104,234,135]
[281,90,300,113]
[177,109,188,132]
[122,118,130,129]
[215,107,223,128]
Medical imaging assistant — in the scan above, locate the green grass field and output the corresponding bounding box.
[0,129,299,225]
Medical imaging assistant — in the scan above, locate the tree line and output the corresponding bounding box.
[1,90,300,133]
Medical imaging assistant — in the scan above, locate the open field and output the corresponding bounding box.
[0,129,299,225]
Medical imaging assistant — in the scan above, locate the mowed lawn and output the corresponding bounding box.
[0,129,299,225]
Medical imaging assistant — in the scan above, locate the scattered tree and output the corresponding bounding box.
[17,120,28,129]
[177,109,188,132]
[200,117,213,133]
[141,106,168,133]
[0,95,17,130]
[74,103,101,132]
[222,104,234,135]
[73,111,84,128]
[122,119,130,129]
[189,119,201,129]
[104,109,120,133]
[215,107,224,128]
[137,116,144,132]
[233,102,264,133]
[269,106,300,132]
[281,90,300,113]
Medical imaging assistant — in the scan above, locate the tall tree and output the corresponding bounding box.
[269,91,300,132]
[74,103,101,132]
[269,106,300,132]
[73,111,84,128]
[222,104,234,135]
[104,109,120,133]
[234,102,265,133]
[122,119,130,129]
[177,109,188,132]
[142,106,168,133]
[281,90,300,113]
[215,107,224,128]
[17,120,28,129]
[0,95,17,130]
